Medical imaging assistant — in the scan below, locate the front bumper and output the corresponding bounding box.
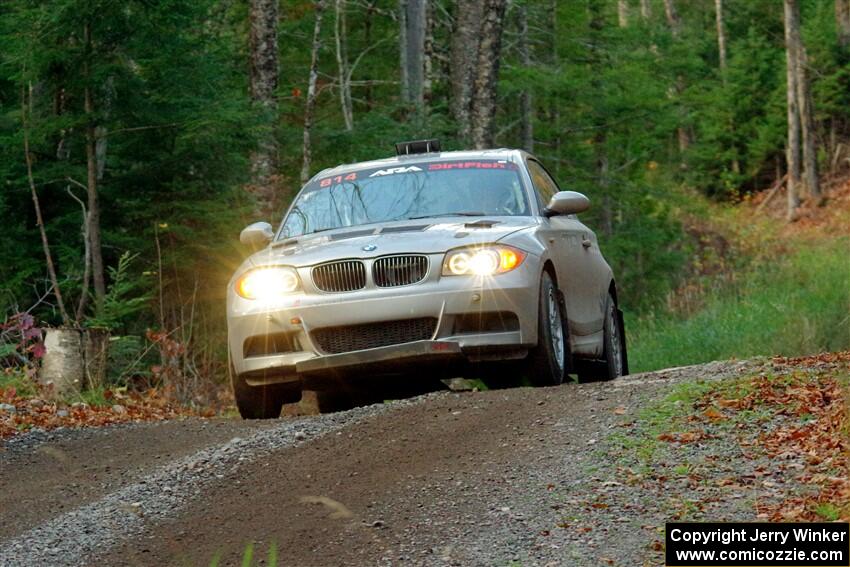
[227,255,541,385]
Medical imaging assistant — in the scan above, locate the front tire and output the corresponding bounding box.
[524,272,568,387]
[230,363,301,419]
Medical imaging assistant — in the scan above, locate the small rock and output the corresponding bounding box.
[0,403,16,414]
[56,409,70,418]
[371,520,384,528]
[111,404,127,415]
[294,431,307,440]
[27,398,45,408]
[71,402,90,410]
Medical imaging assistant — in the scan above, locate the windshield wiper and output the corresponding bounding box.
[405,212,487,220]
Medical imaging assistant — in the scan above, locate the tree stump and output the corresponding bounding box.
[39,328,109,398]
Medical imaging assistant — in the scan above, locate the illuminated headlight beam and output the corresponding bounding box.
[442,245,526,276]
[235,266,301,301]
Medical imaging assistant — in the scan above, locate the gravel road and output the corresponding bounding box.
[0,360,760,566]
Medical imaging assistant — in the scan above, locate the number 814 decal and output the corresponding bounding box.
[319,172,358,187]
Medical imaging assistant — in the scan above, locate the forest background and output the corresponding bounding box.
[1,0,848,408]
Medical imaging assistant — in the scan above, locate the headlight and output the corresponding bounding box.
[442,245,526,276]
[235,266,300,300]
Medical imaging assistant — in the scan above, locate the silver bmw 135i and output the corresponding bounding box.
[227,140,628,418]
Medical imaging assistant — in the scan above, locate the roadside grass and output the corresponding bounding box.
[610,359,850,524]
[627,238,850,373]
[0,369,38,398]
[0,373,120,409]
[610,368,830,474]
[209,542,278,567]
[607,379,714,470]
[73,387,112,407]
[1,376,190,438]
[813,502,842,521]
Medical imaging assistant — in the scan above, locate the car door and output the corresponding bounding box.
[526,159,604,347]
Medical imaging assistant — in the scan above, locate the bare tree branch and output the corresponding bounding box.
[95,122,182,139]
[22,81,71,326]
[65,185,91,322]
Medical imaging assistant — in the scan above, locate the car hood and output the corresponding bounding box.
[247,217,539,268]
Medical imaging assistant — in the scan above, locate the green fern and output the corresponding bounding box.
[86,252,150,331]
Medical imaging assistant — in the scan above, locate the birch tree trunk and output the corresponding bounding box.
[470,0,508,149]
[364,2,376,109]
[400,0,427,110]
[838,0,850,48]
[518,3,533,152]
[423,0,435,105]
[618,0,629,28]
[784,0,802,220]
[715,0,728,79]
[400,0,408,102]
[663,0,682,36]
[335,0,353,130]
[640,0,652,21]
[599,150,613,238]
[715,0,737,172]
[450,0,483,142]
[84,21,106,306]
[796,43,821,198]
[663,0,691,152]
[589,1,613,237]
[301,1,325,185]
[248,0,280,214]
[549,0,562,167]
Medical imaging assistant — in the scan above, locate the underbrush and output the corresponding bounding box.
[628,238,850,373]
[0,370,39,398]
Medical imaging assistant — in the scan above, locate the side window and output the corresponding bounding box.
[527,160,560,208]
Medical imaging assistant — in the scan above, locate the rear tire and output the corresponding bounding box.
[230,363,301,419]
[578,292,627,382]
[524,272,568,387]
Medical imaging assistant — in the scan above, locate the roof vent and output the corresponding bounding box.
[395,139,441,156]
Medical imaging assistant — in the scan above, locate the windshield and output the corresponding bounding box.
[279,159,529,239]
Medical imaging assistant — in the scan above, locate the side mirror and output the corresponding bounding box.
[240,221,274,246]
[545,191,590,216]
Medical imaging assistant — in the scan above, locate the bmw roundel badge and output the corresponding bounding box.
[362,244,377,252]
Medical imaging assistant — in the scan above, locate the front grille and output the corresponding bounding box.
[311,318,438,354]
[373,255,429,287]
[312,260,366,292]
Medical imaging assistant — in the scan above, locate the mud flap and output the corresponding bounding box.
[616,308,629,376]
